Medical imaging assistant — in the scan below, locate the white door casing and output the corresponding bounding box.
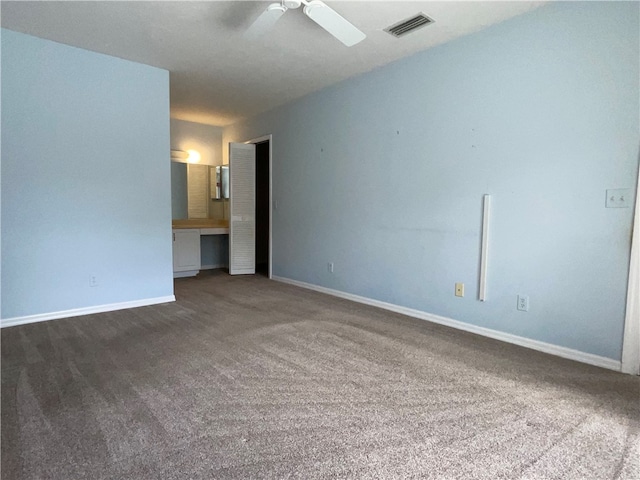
[244,134,273,279]
[229,142,256,275]
[621,166,640,375]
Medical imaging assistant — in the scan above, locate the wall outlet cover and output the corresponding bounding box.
[455,283,464,297]
[606,188,632,208]
[517,295,529,312]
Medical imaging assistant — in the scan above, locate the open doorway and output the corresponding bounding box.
[233,134,272,278]
[255,140,270,276]
[229,135,272,278]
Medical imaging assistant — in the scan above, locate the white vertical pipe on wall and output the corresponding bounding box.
[479,194,491,301]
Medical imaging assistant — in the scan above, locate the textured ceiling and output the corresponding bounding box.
[1,1,545,126]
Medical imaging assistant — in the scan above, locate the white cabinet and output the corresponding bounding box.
[172,229,201,277]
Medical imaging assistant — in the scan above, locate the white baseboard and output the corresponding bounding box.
[1,295,176,329]
[272,276,622,372]
[173,270,199,278]
[200,263,228,270]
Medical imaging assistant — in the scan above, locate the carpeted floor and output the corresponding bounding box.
[2,271,639,479]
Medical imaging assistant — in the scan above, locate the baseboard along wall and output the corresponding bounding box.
[272,276,622,372]
[0,295,176,329]
[200,264,228,270]
[2,275,622,373]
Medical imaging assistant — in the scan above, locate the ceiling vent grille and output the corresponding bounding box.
[385,13,434,38]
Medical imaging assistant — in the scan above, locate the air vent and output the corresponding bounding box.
[385,13,434,38]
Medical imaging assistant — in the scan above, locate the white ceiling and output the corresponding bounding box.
[1,1,545,126]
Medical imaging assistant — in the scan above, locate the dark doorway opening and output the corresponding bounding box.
[255,141,270,276]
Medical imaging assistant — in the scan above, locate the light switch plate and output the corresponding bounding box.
[606,188,632,208]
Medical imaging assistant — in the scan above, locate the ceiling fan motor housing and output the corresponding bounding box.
[283,0,302,9]
[247,0,366,47]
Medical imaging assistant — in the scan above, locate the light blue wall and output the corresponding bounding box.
[201,235,229,269]
[1,29,173,319]
[224,2,639,360]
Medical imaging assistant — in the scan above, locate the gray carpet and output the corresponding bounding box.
[2,270,639,479]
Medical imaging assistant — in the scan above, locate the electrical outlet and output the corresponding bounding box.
[90,275,98,287]
[606,188,631,208]
[517,295,529,312]
[455,283,464,297]
[328,262,334,273]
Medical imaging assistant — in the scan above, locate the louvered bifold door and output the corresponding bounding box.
[229,142,256,275]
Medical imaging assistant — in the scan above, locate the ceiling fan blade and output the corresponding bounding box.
[303,0,365,47]
[245,3,287,40]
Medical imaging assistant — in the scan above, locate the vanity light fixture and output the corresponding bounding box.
[170,149,201,163]
[187,150,201,164]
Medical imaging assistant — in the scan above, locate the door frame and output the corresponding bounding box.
[621,166,640,375]
[243,134,273,279]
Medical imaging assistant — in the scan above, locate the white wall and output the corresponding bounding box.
[1,29,174,321]
[224,2,639,362]
[170,118,223,166]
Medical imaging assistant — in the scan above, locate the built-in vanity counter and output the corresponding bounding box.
[172,219,229,277]
[172,219,229,233]
[171,160,231,277]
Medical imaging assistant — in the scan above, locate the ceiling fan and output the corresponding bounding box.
[245,0,366,47]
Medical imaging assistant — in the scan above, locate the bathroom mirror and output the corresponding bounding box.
[171,162,229,221]
[210,165,229,200]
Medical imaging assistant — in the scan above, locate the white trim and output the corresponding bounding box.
[621,168,640,375]
[272,276,621,372]
[200,263,228,270]
[244,134,273,279]
[173,271,198,278]
[0,295,176,329]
